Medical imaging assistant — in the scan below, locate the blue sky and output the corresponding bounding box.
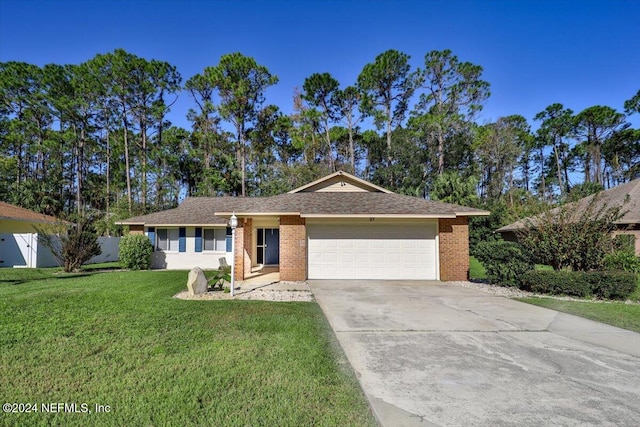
[1,0,639,131]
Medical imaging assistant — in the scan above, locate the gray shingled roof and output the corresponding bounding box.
[119,192,488,225]
[496,178,640,233]
[118,197,234,225]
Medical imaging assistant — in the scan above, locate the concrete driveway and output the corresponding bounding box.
[309,280,640,427]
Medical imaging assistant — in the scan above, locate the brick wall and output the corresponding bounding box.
[242,218,253,278]
[128,225,144,235]
[233,219,251,281]
[439,217,469,281]
[279,216,307,281]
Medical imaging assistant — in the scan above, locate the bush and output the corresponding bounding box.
[588,271,637,299]
[36,218,102,273]
[520,270,591,297]
[119,234,153,270]
[516,194,625,271]
[520,270,637,300]
[604,251,640,274]
[474,240,534,287]
[613,234,636,253]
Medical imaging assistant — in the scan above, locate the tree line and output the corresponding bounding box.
[1,49,638,235]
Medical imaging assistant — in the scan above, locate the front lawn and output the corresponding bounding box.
[0,268,376,426]
[517,297,640,333]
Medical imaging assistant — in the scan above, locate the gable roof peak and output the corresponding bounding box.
[288,171,394,194]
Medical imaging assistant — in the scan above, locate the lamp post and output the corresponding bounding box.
[229,213,238,297]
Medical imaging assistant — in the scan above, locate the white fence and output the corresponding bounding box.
[0,234,121,268]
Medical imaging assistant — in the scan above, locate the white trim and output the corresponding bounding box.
[455,211,490,217]
[301,213,456,219]
[288,171,394,194]
[214,212,300,217]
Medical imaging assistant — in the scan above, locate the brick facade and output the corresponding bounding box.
[439,217,469,281]
[233,218,254,281]
[279,216,307,281]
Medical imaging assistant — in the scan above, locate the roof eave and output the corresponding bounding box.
[455,210,491,217]
[301,213,457,219]
[215,212,301,217]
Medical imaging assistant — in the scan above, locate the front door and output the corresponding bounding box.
[257,228,280,265]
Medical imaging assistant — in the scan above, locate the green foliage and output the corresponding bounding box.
[516,194,625,271]
[566,181,604,202]
[521,270,637,300]
[604,251,640,274]
[624,89,640,116]
[430,171,478,206]
[119,234,153,270]
[520,270,591,297]
[469,201,508,255]
[474,241,534,286]
[613,234,636,253]
[592,271,638,299]
[35,219,101,273]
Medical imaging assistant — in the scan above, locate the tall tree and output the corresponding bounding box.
[333,86,362,174]
[474,116,523,201]
[414,49,490,175]
[573,105,626,186]
[204,53,278,196]
[534,104,574,195]
[302,72,340,171]
[357,50,418,163]
[129,58,181,209]
[88,49,137,213]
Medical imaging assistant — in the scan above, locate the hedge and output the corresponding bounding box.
[474,240,534,287]
[520,270,636,300]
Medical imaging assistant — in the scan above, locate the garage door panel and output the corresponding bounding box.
[307,223,438,280]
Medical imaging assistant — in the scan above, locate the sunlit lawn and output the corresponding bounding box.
[471,256,640,332]
[0,268,376,426]
[518,297,640,333]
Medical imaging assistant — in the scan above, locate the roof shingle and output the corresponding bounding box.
[496,178,640,232]
[118,193,489,225]
[0,201,61,224]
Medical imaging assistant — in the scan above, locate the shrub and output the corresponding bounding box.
[613,234,636,253]
[474,240,534,287]
[604,251,640,274]
[520,270,591,297]
[36,218,102,273]
[520,270,637,300]
[516,194,626,271]
[119,234,153,270]
[588,271,637,300]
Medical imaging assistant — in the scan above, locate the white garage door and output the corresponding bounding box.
[307,222,438,280]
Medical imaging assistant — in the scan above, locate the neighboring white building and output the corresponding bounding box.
[0,202,61,268]
[0,201,120,268]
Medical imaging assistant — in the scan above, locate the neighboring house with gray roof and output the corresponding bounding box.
[496,178,640,255]
[117,171,489,281]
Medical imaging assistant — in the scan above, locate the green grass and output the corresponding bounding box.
[517,275,640,332]
[469,256,554,281]
[469,256,487,280]
[0,269,376,427]
[517,297,640,333]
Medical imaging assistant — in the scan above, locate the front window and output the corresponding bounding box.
[204,228,226,251]
[157,228,179,251]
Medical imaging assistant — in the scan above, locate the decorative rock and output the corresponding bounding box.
[187,267,208,295]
